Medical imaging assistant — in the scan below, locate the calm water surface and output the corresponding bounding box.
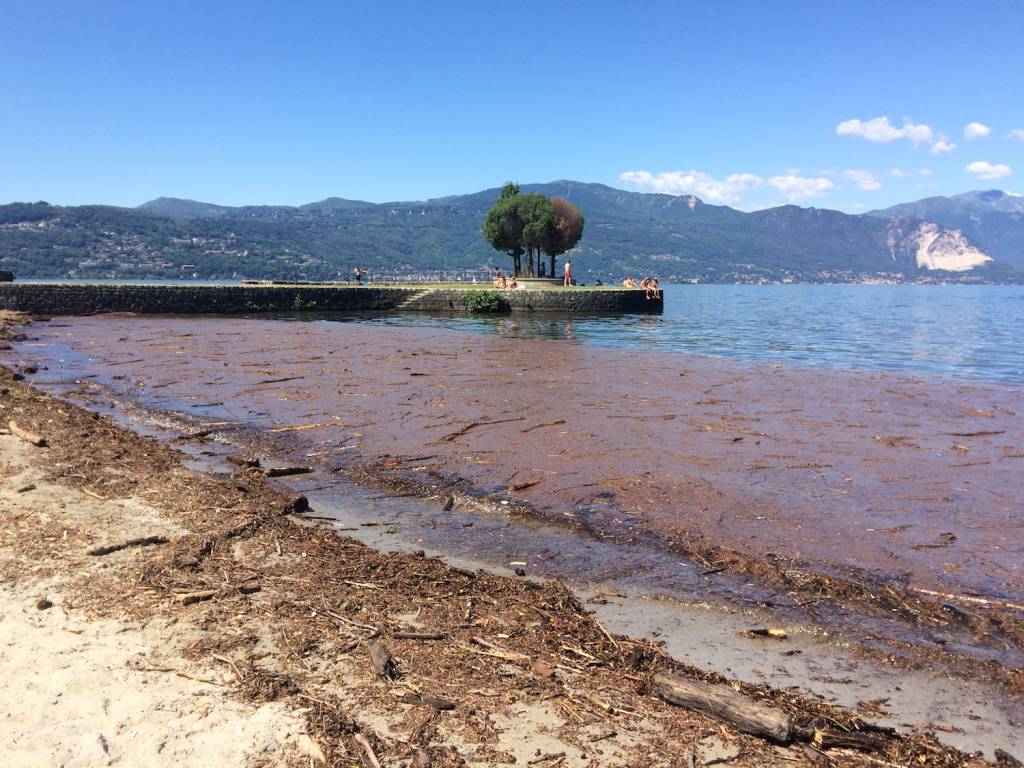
[307,284,1024,384]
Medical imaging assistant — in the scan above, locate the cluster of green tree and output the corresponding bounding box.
[480,183,584,277]
[0,182,1019,283]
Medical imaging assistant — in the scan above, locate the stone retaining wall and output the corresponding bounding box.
[0,283,662,315]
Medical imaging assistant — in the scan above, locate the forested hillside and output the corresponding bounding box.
[1,182,1018,283]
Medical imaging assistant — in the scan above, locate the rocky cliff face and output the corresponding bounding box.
[871,190,1024,271]
[887,219,992,272]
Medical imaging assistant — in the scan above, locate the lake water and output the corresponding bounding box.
[317,284,1024,384]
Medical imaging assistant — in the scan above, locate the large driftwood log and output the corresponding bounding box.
[652,672,794,744]
[8,420,47,447]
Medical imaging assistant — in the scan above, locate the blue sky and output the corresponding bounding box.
[2,0,1022,211]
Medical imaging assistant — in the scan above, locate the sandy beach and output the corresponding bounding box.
[1,311,1014,765]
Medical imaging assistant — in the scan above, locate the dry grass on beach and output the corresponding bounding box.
[0,313,1004,767]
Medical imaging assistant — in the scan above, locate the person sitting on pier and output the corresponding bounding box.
[645,277,661,300]
[623,277,638,288]
[507,276,518,290]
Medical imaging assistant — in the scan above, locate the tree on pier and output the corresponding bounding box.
[481,183,526,276]
[481,183,584,278]
[543,196,584,279]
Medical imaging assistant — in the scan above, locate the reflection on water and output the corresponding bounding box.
[285,284,1023,383]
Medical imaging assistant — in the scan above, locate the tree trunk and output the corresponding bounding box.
[550,254,557,278]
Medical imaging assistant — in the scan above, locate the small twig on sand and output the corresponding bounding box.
[440,416,525,443]
[353,733,382,768]
[87,535,169,557]
[175,589,219,606]
[528,752,566,765]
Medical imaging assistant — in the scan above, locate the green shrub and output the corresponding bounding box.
[463,289,511,314]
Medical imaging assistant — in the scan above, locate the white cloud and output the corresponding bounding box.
[918,168,933,176]
[889,168,913,177]
[617,170,764,204]
[965,161,1012,180]
[836,116,933,144]
[841,169,882,191]
[1008,128,1024,142]
[767,174,836,202]
[964,122,992,141]
[618,169,836,206]
[930,137,957,154]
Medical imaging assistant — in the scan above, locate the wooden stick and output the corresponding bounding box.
[400,692,456,710]
[394,631,446,641]
[264,466,312,477]
[652,672,794,744]
[175,589,219,606]
[353,733,382,768]
[87,535,169,557]
[8,420,46,447]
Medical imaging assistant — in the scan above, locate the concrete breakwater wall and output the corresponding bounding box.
[0,283,662,315]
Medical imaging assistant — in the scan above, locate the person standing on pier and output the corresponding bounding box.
[563,259,572,287]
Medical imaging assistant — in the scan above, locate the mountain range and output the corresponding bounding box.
[0,182,1020,283]
[869,190,1024,272]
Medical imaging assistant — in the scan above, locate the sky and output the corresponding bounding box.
[2,0,1023,212]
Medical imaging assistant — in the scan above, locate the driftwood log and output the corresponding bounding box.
[652,672,794,744]
[264,466,312,478]
[8,420,47,447]
[812,728,884,752]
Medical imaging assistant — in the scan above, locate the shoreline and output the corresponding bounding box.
[6,309,1024,761]
[10,313,1024,681]
[18,315,1024,615]
[2,312,1018,764]
[0,359,1005,766]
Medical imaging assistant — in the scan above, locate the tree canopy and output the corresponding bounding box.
[481,183,584,277]
[543,196,585,277]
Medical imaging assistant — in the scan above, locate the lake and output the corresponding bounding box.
[312,283,1024,384]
